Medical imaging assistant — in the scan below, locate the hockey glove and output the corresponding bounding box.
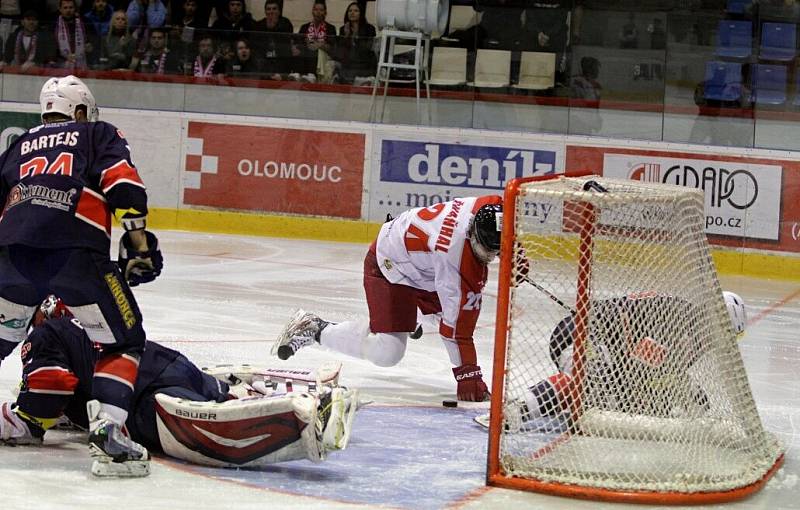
[118,230,163,286]
[453,364,490,402]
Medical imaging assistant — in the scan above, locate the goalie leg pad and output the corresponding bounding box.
[154,391,325,467]
[202,362,342,393]
[320,387,359,452]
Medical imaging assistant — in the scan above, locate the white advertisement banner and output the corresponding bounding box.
[603,154,782,240]
[369,130,565,222]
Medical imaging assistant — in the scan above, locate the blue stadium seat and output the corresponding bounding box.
[716,20,753,59]
[703,61,743,102]
[759,22,797,61]
[751,64,787,105]
[726,0,751,14]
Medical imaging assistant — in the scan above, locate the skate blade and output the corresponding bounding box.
[473,413,490,429]
[91,458,151,478]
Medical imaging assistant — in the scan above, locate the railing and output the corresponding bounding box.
[2,2,800,151]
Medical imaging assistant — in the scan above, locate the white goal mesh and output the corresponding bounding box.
[490,175,783,502]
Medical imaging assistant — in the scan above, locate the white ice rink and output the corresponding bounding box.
[1,230,798,509]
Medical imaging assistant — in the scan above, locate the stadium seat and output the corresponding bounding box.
[726,0,751,14]
[759,22,796,61]
[428,46,468,86]
[448,5,479,32]
[702,61,743,102]
[513,52,556,90]
[751,63,787,105]
[470,49,511,88]
[715,20,752,59]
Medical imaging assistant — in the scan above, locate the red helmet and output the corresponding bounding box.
[29,295,73,331]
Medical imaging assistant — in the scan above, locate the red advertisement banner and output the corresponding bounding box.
[566,145,800,253]
[183,121,365,218]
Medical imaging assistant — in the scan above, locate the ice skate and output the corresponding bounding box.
[271,310,329,360]
[87,400,150,478]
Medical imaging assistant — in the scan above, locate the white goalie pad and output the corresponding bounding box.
[202,362,342,394]
[155,392,324,467]
[321,387,359,451]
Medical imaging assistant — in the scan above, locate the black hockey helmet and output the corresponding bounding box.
[472,203,503,251]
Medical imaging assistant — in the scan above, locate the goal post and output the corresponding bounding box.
[487,175,784,504]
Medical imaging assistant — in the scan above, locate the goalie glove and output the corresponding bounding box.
[118,230,163,286]
[452,364,490,402]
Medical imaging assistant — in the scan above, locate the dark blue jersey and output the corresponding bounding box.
[17,318,179,425]
[0,120,148,253]
[15,317,229,449]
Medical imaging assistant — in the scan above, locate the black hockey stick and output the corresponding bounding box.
[524,276,575,314]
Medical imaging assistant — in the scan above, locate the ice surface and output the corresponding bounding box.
[1,231,798,509]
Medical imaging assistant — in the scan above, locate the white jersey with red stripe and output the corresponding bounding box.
[375,195,502,359]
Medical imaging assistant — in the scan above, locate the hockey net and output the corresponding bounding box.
[487,175,784,504]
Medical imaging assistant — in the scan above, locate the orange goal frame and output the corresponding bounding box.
[486,175,785,505]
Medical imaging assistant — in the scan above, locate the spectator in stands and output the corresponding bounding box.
[253,0,293,79]
[648,17,666,50]
[129,25,180,73]
[570,56,601,100]
[127,0,167,65]
[336,1,376,84]
[127,0,167,30]
[523,0,568,54]
[190,34,225,77]
[0,9,55,72]
[176,0,203,36]
[476,0,524,50]
[100,9,135,69]
[84,0,113,37]
[619,12,638,49]
[212,0,256,51]
[569,56,602,134]
[168,0,202,66]
[226,37,262,77]
[292,0,335,81]
[54,0,92,69]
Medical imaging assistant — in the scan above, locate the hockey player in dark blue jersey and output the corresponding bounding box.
[0,76,163,476]
[0,296,359,473]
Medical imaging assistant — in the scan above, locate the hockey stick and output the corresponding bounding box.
[524,276,575,314]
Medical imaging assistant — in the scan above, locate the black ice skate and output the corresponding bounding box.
[87,400,150,478]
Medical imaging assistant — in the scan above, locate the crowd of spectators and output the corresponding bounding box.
[0,0,379,84]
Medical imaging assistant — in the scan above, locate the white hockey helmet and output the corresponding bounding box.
[39,75,99,122]
[723,291,747,337]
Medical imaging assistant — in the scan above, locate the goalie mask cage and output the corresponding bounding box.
[487,175,784,504]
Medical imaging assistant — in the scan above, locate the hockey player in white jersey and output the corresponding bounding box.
[273,196,503,401]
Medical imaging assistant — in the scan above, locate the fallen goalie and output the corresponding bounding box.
[0,296,359,477]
